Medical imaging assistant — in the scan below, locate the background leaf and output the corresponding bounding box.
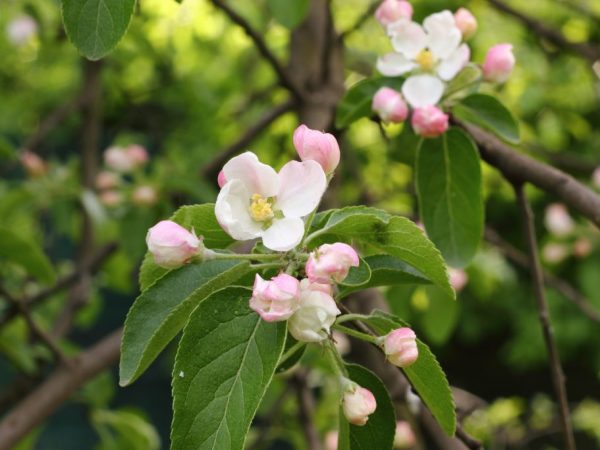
[416,128,483,268]
[0,226,55,284]
[61,0,137,60]
[452,93,520,144]
[267,0,310,29]
[119,260,251,386]
[171,287,286,450]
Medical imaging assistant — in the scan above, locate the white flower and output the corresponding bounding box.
[288,287,340,342]
[215,152,326,252]
[376,11,470,108]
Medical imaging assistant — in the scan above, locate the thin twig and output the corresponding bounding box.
[488,0,600,62]
[339,1,378,41]
[485,228,600,323]
[513,183,576,450]
[209,0,303,99]
[201,99,295,181]
[456,423,483,450]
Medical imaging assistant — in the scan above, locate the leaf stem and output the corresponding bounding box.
[213,252,282,261]
[333,324,379,344]
[279,341,305,366]
[324,340,348,377]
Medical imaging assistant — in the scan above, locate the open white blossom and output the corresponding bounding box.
[376,11,470,108]
[215,152,326,252]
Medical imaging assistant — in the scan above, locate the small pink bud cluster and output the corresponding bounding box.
[544,203,574,237]
[342,381,377,426]
[411,105,449,138]
[381,327,419,368]
[482,44,515,83]
[375,0,413,28]
[448,268,468,293]
[454,8,477,40]
[305,243,360,284]
[104,144,149,173]
[250,274,300,322]
[394,421,416,448]
[293,125,340,174]
[6,15,38,47]
[146,220,205,269]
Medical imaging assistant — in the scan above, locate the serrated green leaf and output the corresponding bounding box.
[307,206,453,299]
[338,364,396,450]
[172,287,286,450]
[416,128,483,268]
[452,93,520,144]
[0,226,55,284]
[61,0,137,60]
[120,260,251,386]
[138,204,234,291]
[267,0,310,28]
[353,310,456,436]
[336,77,405,128]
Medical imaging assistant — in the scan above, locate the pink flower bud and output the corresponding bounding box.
[146,220,202,269]
[372,87,409,123]
[544,203,574,237]
[217,170,227,188]
[99,190,123,208]
[95,171,121,190]
[375,0,413,27]
[250,273,300,322]
[482,44,515,83]
[592,166,600,188]
[449,268,468,292]
[394,421,416,448]
[20,150,46,178]
[573,238,592,259]
[411,105,449,138]
[6,15,37,46]
[299,278,333,296]
[342,384,377,426]
[132,185,158,206]
[305,243,359,284]
[454,8,477,40]
[382,328,418,368]
[104,146,134,173]
[293,124,340,174]
[542,243,569,264]
[126,144,149,167]
[324,431,338,450]
[288,289,340,342]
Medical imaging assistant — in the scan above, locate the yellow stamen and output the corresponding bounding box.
[415,49,435,71]
[249,194,274,222]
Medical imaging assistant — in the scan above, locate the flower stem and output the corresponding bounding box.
[279,341,305,366]
[250,263,282,271]
[333,324,379,344]
[213,252,282,261]
[325,340,348,377]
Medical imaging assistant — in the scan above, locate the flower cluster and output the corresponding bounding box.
[372,1,515,138]
[97,144,158,208]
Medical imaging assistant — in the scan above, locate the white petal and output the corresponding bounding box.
[222,151,279,197]
[376,52,418,76]
[424,11,462,60]
[437,44,470,81]
[276,160,326,218]
[262,217,304,252]
[401,74,445,108]
[389,20,427,59]
[215,179,263,241]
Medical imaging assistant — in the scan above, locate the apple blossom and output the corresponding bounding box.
[215,152,326,252]
[299,278,333,296]
[132,185,158,206]
[375,0,413,28]
[288,286,340,342]
[544,203,574,237]
[20,150,46,178]
[250,273,300,322]
[382,327,419,368]
[293,124,340,174]
[482,44,515,83]
[377,11,470,107]
[146,220,203,269]
[6,15,37,46]
[103,145,148,173]
[454,8,477,40]
[342,383,377,426]
[394,421,416,448]
[411,105,449,138]
[95,171,120,190]
[305,243,360,284]
[217,170,227,188]
[372,87,409,123]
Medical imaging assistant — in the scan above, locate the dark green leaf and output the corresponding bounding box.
[339,257,372,288]
[420,286,459,345]
[416,128,483,268]
[267,0,310,28]
[171,287,286,450]
[336,77,405,128]
[452,93,520,144]
[120,260,251,386]
[61,0,137,60]
[0,226,55,284]
[276,335,305,373]
[338,364,396,450]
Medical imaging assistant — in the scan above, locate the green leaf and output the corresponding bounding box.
[119,260,251,386]
[340,254,431,297]
[0,226,55,284]
[267,0,310,29]
[338,364,396,450]
[307,206,453,299]
[138,204,235,291]
[336,77,405,128]
[276,335,305,373]
[339,257,372,288]
[452,93,520,144]
[416,128,483,268]
[420,286,459,345]
[61,0,137,60]
[92,409,160,450]
[354,310,456,436]
[443,64,482,102]
[171,287,286,450]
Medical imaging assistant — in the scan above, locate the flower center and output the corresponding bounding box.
[415,49,435,71]
[249,194,275,222]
